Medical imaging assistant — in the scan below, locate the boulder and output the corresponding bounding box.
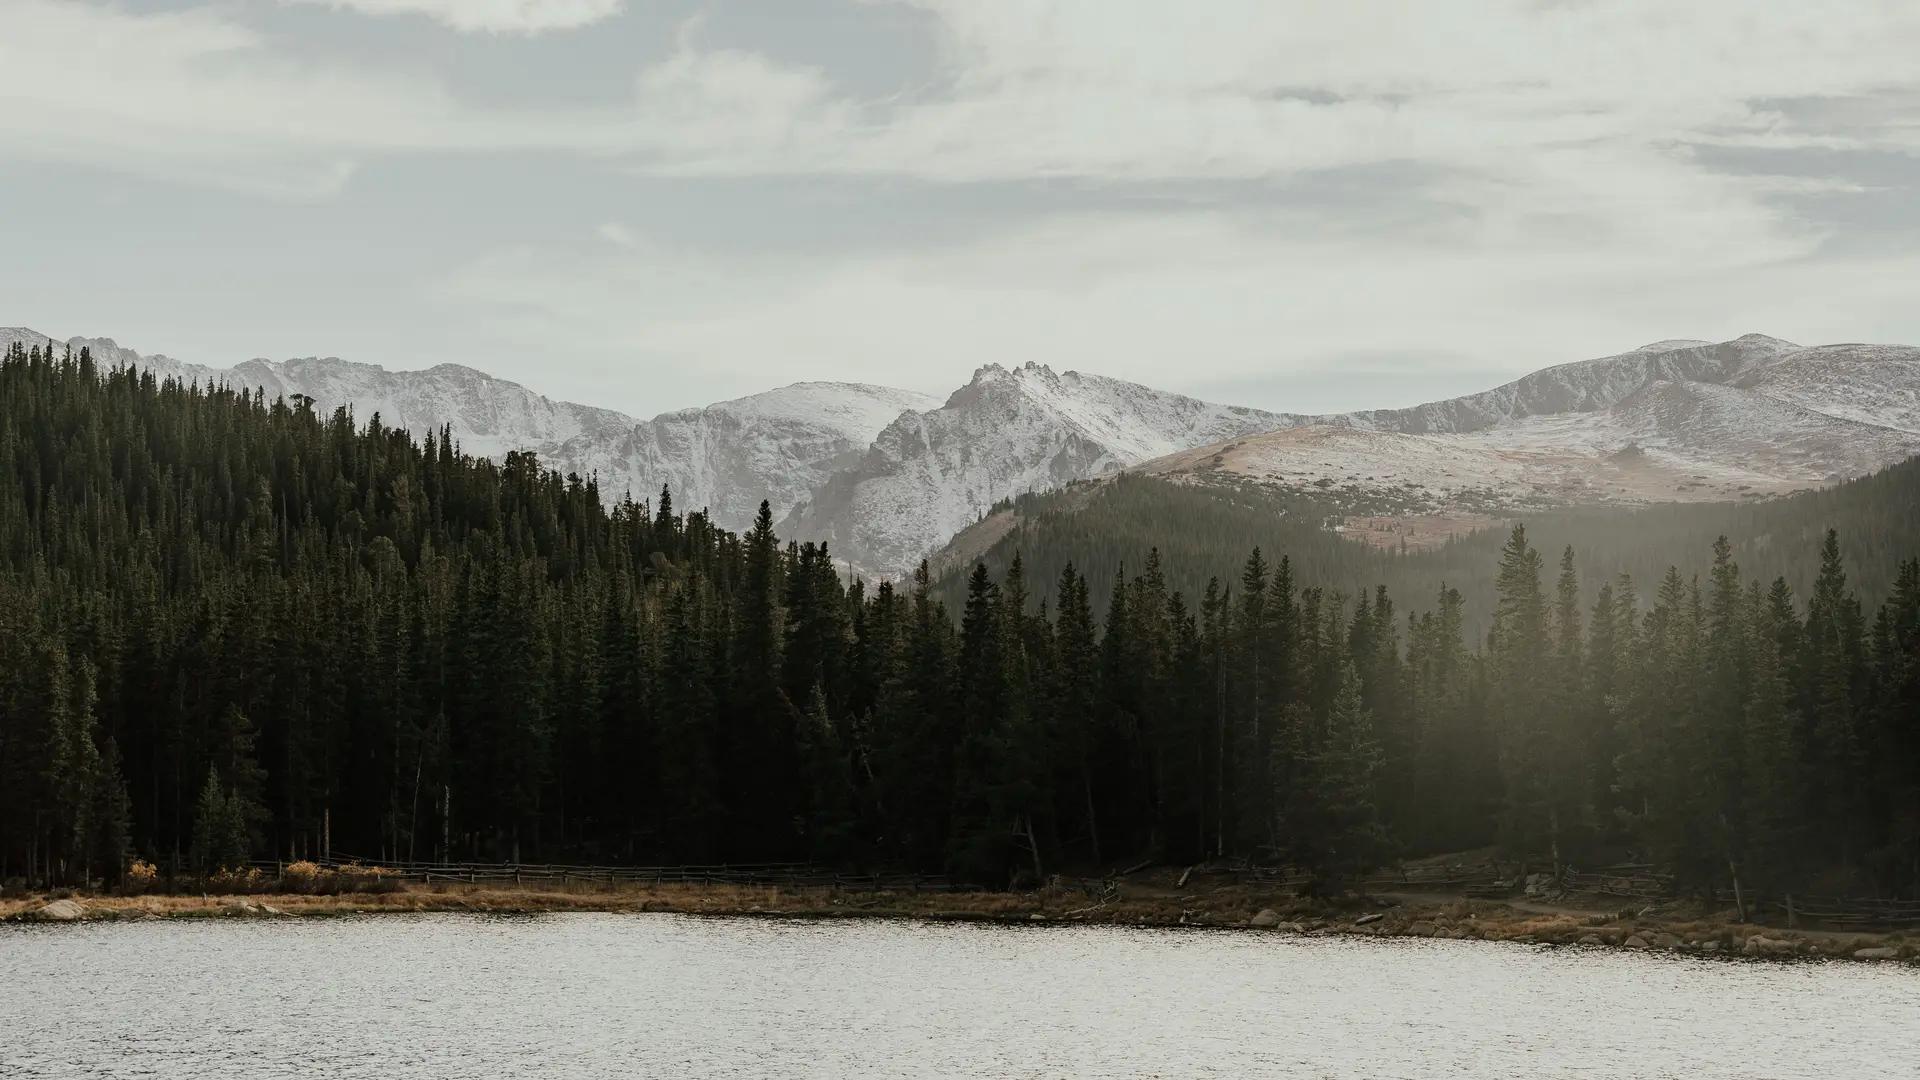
[1354,912,1385,926]
[1700,940,1722,954]
[1624,934,1651,949]
[1577,933,1604,946]
[32,899,86,922]
[1743,935,1798,957]
[1406,921,1437,938]
[1249,908,1282,928]
[1854,947,1900,961]
[1650,932,1682,949]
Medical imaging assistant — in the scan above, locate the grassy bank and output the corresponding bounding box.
[5,877,1916,963]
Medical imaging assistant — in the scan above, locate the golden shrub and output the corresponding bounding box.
[126,859,159,892]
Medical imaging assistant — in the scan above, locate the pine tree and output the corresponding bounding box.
[91,738,135,887]
[44,649,102,885]
[1051,564,1102,865]
[949,563,1010,882]
[212,704,270,855]
[796,684,856,864]
[191,766,231,874]
[1488,526,1553,862]
[1284,662,1392,893]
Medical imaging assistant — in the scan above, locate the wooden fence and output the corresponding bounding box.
[1560,864,1673,900]
[1186,858,1508,894]
[1759,894,1920,929]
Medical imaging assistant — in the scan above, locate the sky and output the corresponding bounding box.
[4,1,1920,417]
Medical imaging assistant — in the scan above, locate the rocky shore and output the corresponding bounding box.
[5,883,1916,964]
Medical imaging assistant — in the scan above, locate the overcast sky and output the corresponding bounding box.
[5,1,1920,416]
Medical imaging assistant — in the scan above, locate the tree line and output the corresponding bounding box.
[1,341,1916,901]
[933,464,1920,644]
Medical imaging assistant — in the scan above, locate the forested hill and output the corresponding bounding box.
[932,464,1920,636]
[3,341,1918,906]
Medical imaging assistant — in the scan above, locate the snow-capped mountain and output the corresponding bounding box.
[12,326,1917,574]
[0,328,935,532]
[779,361,1293,572]
[594,382,939,530]
[1136,336,1920,539]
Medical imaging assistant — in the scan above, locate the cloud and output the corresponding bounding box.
[10,0,1920,411]
[0,1,479,196]
[437,209,1920,411]
[9,1,1918,194]
[284,0,624,34]
[596,222,638,247]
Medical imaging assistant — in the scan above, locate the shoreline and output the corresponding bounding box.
[5,883,1915,963]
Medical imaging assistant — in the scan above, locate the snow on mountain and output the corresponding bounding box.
[598,382,940,530]
[0,328,935,532]
[1137,337,1920,529]
[14,325,1917,572]
[1730,343,1920,434]
[1335,334,1798,434]
[779,361,1291,572]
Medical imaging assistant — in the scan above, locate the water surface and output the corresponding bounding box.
[3,913,1915,1078]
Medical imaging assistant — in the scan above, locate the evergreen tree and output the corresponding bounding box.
[1488,526,1554,862]
[0,341,1916,900]
[191,766,234,873]
[796,684,856,864]
[43,649,101,884]
[1284,662,1392,892]
[91,737,135,887]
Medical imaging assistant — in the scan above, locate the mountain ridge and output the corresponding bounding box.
[778,360,1298,572]
[0,327,937,532]
[10,326,1918,577]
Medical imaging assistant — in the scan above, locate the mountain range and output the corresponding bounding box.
[6,327,1917,574]
[0,328,935,535]
[1134,335,1920,549]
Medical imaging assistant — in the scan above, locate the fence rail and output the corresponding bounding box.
[1759,896,1920,928]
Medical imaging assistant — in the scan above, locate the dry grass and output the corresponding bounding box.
[3,879,1914,961]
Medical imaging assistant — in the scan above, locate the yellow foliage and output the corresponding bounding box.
[126,859,158,892]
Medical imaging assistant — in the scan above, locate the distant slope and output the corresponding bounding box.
[1730,343,1920,433]
[1333,334,1796,433]
[811,333,1919,575]
[1129,338,1920,527]
[930,459,1920,638]
[0,328,935,531]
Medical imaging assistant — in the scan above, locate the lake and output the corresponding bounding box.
[3,913,1915,1078]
